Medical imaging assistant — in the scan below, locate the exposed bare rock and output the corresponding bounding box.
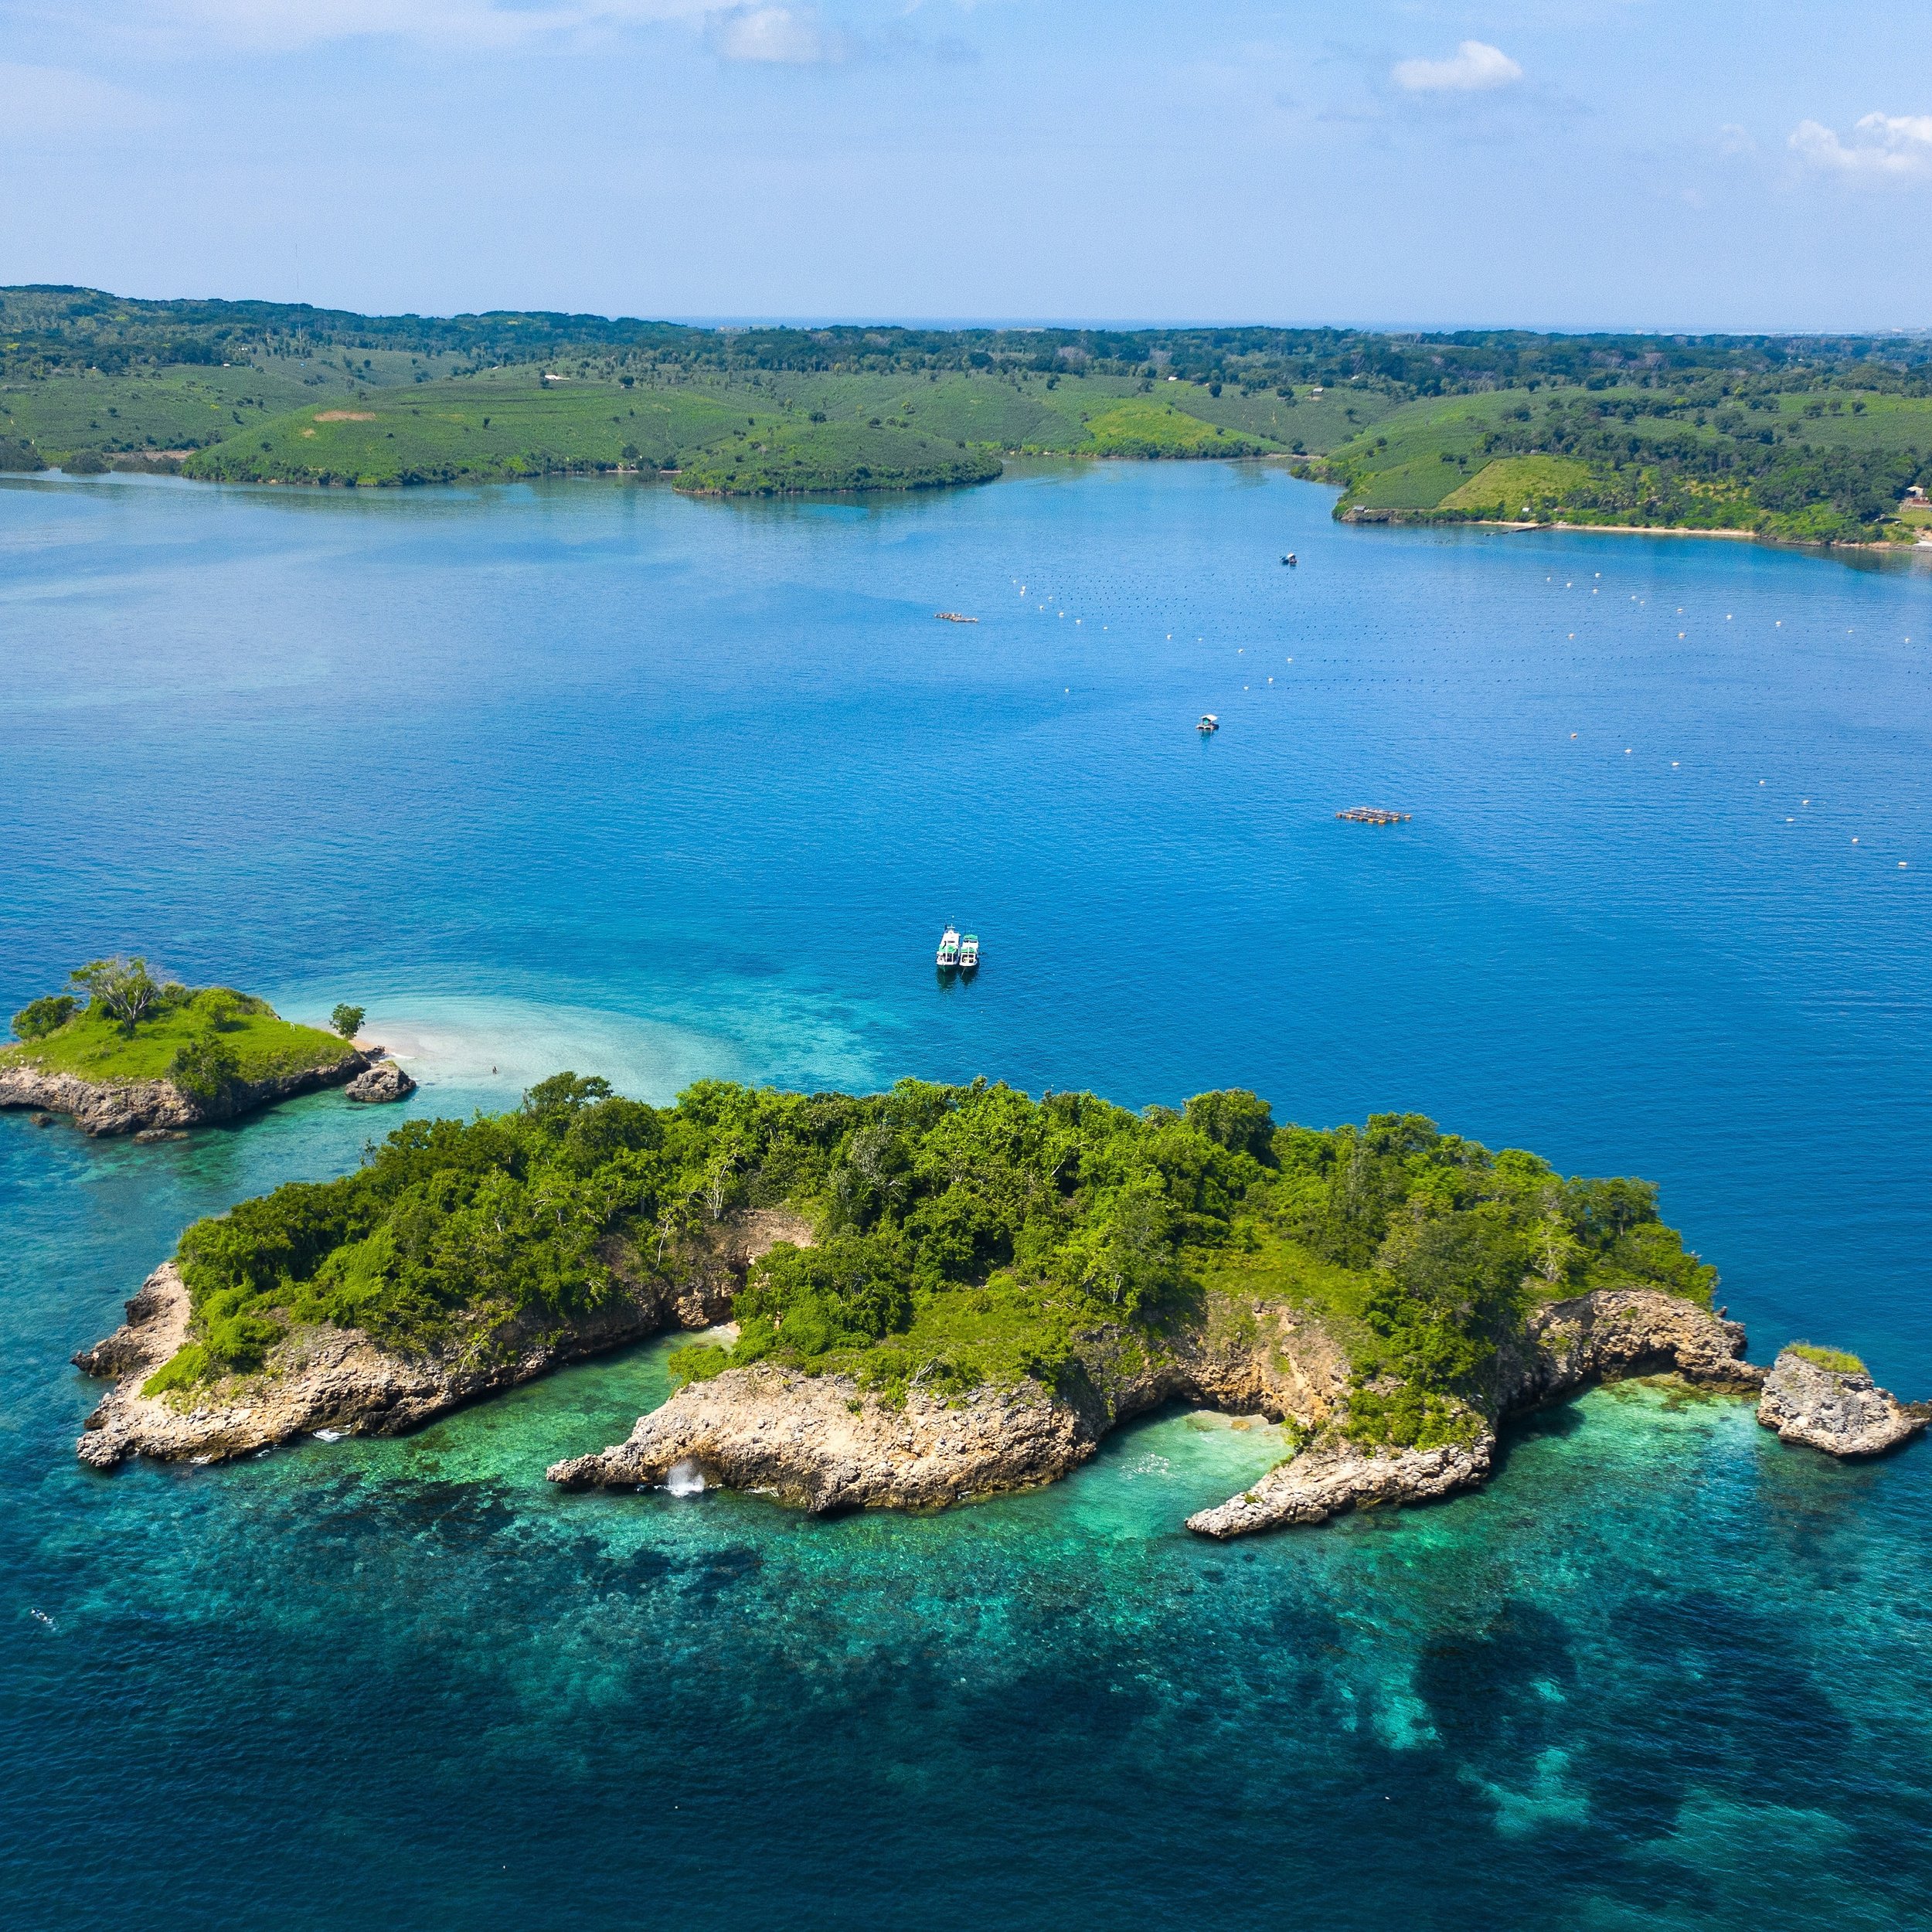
[1186,1437,1492,1539]
[2,1052,368,1137]
[1188,1287,1763,1539]
[343,1059,416,1104]
[1756,1349,1927,1458]
[550,1281,1768,1533]
[1502,1288,1764,1405]
[549,1287,1354,1509]
[73,1209,815,1469]
[548,1366,1092,1511]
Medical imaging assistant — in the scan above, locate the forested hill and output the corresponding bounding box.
[3,285,1930,532]
[7,284,1932,393]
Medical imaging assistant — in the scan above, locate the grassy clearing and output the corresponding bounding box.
[1440,454,1596,515]
[5,991,351,1088]
[182,380,765,485]
[1786,1341,1867,1375]
[1077,397,1264,457]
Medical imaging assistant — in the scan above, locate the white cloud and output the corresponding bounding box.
[1392,40,1522,94]
[713,5,842,63]
[1790,112,1932,179]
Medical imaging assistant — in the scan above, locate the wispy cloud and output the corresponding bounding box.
[1789,111,1932,179]
[1392,40,1522,95]
[94,0,736,56]
[0,58,152,134]
[713,6,845,63]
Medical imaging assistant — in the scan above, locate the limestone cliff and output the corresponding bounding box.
[549,1285,1764,1535]
[73,1209,811,1468]
[2,1051,371,1136]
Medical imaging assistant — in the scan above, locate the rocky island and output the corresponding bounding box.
[2,961,411,1135]
[75,1070,1919,1525]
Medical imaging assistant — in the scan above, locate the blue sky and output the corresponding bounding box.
[1,2,1927,330]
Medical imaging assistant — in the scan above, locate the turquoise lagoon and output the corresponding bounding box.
[2,462,1929,1929]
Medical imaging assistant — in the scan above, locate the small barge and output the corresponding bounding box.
[1335,808,1411,825]
[935,612,980,624]
[1198,713,1219,734]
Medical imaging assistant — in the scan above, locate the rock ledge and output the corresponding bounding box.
[1756,1349,1927,1458]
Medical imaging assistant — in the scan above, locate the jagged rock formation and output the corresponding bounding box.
[550,1286,1765,1534]
[1756,1349,1928,1458]
[549,1293,1352,1509]
[73,1209,811,1468]
[2,1052,369,1136]
[343,1058,416,1104]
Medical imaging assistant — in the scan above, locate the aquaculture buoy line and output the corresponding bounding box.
[1007,563,1919,872]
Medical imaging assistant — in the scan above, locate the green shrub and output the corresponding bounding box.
[142,1345,214,1396]
[12,995,77,1041]
[1787,1340,1866,1375]
[168,1031,241,1099]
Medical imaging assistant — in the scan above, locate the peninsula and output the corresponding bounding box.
[3,959,411,1135]
[73,1073,1923,1521]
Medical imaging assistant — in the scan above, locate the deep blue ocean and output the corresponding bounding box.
[3,461,1930,1930]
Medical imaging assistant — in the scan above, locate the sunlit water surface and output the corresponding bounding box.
[3,464,1929,1929]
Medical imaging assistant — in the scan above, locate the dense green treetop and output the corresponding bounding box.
[151,1073,1716,1446]
[6,284,1930,397]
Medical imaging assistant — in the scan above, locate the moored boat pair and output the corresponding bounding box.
[936,927,981,974]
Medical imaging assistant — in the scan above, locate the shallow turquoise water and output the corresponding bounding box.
[3,464,1930,1927]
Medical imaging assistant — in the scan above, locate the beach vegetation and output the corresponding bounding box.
[332,1004,366,1041]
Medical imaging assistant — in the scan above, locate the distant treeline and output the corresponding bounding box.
[6,284,1932,400]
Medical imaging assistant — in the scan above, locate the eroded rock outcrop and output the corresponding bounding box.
[1185,1437,1491,1539]
[2,1052,369,1136]
[553,1284,1768,1534]
[549,1366,1092,1511]
[548,1291,1354,1507]
[73,1210,812,1468]
[1188,1288,1763,1539]
[343,1058,416,1104]
[1756,1349,1927,1458]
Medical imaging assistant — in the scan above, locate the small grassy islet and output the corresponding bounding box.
[6,961,354,1097]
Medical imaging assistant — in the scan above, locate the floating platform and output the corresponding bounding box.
[934,612,979,624]
[1335,808,1411,825]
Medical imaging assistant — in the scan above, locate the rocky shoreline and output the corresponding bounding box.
[73,1209,810,1468]
[2,1048,412,1136]
[549,1287,1774,1535]
[75,1226,1926,1527]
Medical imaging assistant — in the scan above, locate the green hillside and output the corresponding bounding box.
[6,285,1932,525]
[1306,385,1932,543]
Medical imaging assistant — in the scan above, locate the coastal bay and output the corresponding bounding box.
[3,459,1930,1930]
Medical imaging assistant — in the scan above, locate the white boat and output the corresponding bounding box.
[936,927,961,970]
[1198,713,1219,733]
[958,933,980,971]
